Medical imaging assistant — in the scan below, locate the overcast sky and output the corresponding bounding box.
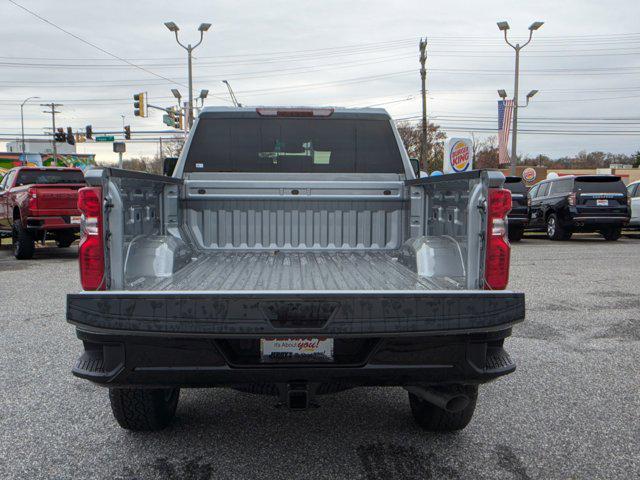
[1,0,639,163]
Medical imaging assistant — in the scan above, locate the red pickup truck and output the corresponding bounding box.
[0,167,86,259]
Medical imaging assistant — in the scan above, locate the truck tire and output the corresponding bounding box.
[12,223,35,259]
[408,385,478,432]
[108,388,180,431]
[546,214,571,241]
[508,226,524,242]
[600,227,622,241]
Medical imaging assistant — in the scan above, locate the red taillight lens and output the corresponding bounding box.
[77,187,104,290]
[28,187,38,210]
[567,192,576,206]
[484,188,512,290]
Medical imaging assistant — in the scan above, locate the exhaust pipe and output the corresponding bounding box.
[405,386,470,412]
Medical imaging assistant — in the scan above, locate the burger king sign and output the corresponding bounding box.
[444,138,474,174]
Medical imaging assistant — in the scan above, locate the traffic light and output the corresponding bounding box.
[54,128,65,142]
[176,109,184,130]
[85,125,93,140]
[133,92,147,117]
[67,127,75,145]
[124,125,131,140]
[163,107,178,127]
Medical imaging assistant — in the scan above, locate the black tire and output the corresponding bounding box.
[55,230,76,248]
[508,226,524,242]
[109,388,180,431]
[601,227,622,241]
[12,222,35,259]
[408,385,478,432]
[546,214,571,241]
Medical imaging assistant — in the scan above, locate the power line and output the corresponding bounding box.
[7,0,187,89]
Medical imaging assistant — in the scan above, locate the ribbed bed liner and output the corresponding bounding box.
[133,251,439,291]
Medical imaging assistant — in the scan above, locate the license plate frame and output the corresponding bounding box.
[596,199,609,206]
[260,337,334,363]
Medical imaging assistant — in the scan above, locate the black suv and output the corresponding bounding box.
[503,176,530,242]
[527,175,630,241]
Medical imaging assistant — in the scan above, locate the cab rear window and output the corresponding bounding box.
[574,176,626,194]
[503,177,527,195]
[15,170,85,186]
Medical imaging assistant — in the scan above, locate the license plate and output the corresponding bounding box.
[70,216,81,224]
[596,199,608,206]
[260,337,334,363]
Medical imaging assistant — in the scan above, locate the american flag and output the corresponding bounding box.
[498,100,514,165]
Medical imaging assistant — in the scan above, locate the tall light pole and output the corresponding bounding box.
[164,21,212,129]
[20,96,39,154]
[497,20,544,175]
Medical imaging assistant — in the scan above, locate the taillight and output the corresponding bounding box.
[527,195,531,207]
[484,188,512,290]
[27,187,38,210]
[77,187,105,290]
[567,192,576,206]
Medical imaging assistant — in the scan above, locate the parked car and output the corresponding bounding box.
[0,166,85,258]
[503,176,530,242]
[527,175,630,241]
[67,107,525,432]
[626,180,640,229]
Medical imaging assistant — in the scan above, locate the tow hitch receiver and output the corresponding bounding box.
[277,382,318,410]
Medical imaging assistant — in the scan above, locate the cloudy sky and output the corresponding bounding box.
[1,0,639,163]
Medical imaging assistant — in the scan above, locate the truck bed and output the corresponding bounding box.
[131,251,441,291]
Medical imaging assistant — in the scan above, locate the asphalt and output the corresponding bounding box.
[0,234,638,480]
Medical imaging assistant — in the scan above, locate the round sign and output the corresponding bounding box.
[522,167,537,182]
[449,141,471,172]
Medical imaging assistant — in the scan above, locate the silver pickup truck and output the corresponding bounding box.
[67,107,524,432]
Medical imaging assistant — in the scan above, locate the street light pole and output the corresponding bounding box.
[164,22,212,129]
[20,96,39,154]
[497,21,544,175]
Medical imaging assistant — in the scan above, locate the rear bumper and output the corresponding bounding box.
[25,216,80,230]
[568,215,630,228]
[508,216,529,227]
[67,290,524,388]
[73,328,517,387]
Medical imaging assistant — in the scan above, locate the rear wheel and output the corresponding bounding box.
[546,214,571,241]
[109,388,180,431]
[508,226,524,242]
[408,385,478,432]
[12,222,35,259]
[601,227,622,241]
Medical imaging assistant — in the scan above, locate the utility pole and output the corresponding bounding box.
[497,20,544,175]
[164,22,212,129]
[41,103,62,163]
[419,37,428,170]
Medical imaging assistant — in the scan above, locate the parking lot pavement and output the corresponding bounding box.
[0,235,638,480]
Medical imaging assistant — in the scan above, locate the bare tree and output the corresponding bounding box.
[396,121,447,172]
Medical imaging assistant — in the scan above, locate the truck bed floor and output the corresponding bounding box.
[131,251,440,291]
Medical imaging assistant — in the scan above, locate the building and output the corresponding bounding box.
[499,166,640,186]
[5,139,76,155]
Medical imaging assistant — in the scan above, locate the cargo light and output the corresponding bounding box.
[256,107,334,117]
[484,188,512,290]
[77,186,105,290]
